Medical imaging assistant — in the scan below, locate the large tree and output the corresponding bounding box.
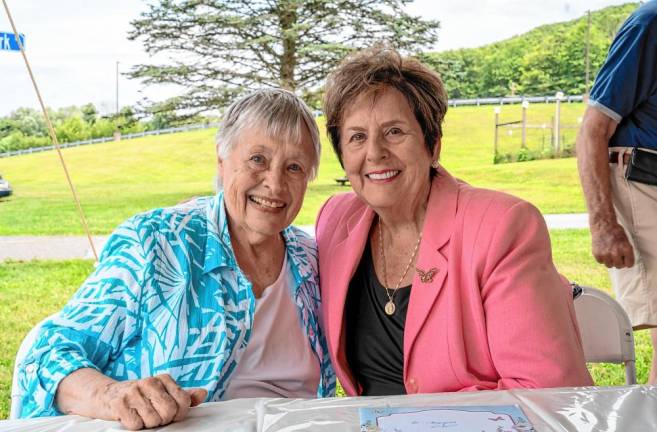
[128,0,439,114]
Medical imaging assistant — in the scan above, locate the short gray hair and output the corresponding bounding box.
[215,88,321,181]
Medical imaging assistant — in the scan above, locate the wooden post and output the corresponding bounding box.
[494,107,501,160]
[521,100,529,149]
[554,92,564,153]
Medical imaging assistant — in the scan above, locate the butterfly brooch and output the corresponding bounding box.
[416,267,438,283]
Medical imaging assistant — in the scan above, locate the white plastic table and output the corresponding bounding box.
[2,385,656,431]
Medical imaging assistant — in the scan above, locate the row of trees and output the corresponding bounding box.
[0,105,145,153]
[422,3,638,99]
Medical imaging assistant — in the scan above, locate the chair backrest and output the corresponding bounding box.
[573,285,636,385]
[10,315,55,419]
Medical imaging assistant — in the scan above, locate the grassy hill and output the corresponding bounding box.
[423,3,640,98]
[0,102,587,235]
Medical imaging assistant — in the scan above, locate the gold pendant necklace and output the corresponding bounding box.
[378,217,422,316]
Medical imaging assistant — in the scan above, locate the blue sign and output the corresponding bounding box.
[0,31,25,52]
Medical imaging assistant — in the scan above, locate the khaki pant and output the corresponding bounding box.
[608,147,657,329]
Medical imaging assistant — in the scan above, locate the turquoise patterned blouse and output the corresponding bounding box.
[17,193,336,418]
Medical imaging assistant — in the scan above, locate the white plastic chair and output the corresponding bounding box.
[10,315,55,419]
[573,285,637,385]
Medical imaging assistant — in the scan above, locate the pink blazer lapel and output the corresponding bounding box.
[404,169,460,364]
[326,204,375,395]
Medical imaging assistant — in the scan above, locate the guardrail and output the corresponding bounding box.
[0,122,220,159]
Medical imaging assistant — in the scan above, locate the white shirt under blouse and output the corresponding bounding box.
[223,254,320,399]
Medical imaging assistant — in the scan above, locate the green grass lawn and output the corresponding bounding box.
[0,103,588,235]
[1,229,653,419]
[0,260,94,419]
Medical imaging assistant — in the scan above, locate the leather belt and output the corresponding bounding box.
[609,151,631,165]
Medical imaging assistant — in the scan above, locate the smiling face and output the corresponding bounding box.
[340,87,439,213]
[218,125,315,241]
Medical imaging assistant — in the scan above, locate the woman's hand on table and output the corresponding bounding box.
[57,369,207,430]
[98,374,207,430]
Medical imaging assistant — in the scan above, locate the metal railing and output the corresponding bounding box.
[0,122,219,158]
[449,94,584,107]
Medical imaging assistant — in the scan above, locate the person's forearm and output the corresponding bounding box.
[56,369,207,430]
[576,107,633,267]
[55,367,116,418]
[576,113,616,231]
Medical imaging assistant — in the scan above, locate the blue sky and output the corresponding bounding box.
[0,0,634,116]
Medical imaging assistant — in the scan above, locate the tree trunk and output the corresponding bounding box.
[279,1,298,91]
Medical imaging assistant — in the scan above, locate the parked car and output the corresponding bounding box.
[0,174,12,198]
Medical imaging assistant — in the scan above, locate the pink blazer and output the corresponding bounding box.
[316,167,593,396]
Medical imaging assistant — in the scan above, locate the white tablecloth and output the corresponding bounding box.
[2,385,656,431]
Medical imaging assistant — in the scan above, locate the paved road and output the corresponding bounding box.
[0,214,589,261]
[0,235,109,261]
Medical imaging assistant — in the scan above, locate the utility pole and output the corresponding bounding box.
[554,92,564,153]
[116,61,120,115]
[584,10,591,101]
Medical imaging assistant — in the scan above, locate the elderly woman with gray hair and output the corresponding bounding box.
[16,89,335,430]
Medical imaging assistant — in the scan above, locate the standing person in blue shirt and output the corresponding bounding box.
[16,88,335,429]
[577,0,657,384]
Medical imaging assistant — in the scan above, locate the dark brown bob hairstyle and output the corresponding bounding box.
[323,46,448,171]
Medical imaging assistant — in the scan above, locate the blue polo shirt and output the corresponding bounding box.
[589,1,657,150]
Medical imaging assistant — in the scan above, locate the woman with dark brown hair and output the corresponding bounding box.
[316,46,593,396]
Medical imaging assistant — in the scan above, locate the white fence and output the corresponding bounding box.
[0,122,219,159]
[0,94,586,159]
[449,94,584,107]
